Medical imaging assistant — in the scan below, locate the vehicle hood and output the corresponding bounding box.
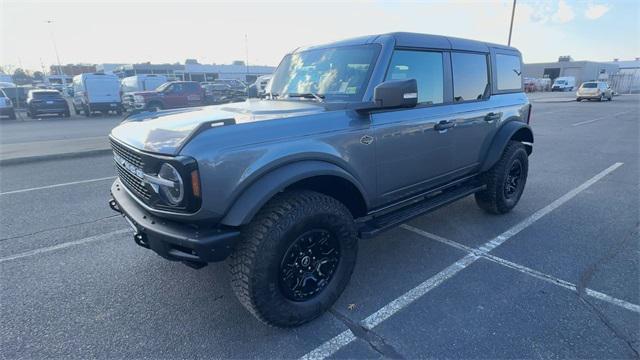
[110,99,324,154]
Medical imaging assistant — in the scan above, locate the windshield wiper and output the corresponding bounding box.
[286,93,325,103]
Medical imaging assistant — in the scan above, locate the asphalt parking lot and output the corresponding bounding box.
[1,95,639,359]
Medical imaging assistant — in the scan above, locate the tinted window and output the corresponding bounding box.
[32,91,61,98]
[185,82,200,92]
[386,50,443,105]
[496,54,522,91]
[452,52,489,102]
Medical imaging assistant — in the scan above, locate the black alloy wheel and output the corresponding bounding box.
[279,229,340,302]
[503,160,523,200]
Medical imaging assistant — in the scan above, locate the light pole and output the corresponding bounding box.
[45,20,65,90]
[508,0,517,46]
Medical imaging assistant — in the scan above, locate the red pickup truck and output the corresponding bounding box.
[126,81,205,111]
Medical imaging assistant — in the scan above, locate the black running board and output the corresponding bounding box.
[358,183,485,239]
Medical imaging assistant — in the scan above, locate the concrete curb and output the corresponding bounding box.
[0,148,112,166]
[531,98,576,103]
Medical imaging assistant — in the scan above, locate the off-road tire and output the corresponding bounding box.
[475,141,528,214]
[229,190,358,327]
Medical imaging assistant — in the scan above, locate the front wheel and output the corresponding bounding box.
[229,190,358,327]
[475,141,529,214]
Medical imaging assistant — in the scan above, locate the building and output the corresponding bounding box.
[523,56,619,87]
[96,63,126,74]
[604,58,640,93]
[49,64,97,76]
[111,60,275,84]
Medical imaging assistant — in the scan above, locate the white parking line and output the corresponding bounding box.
[571,111,632,126]
[401,225,640,314]
[300,162,623,360]
[0,176,116,196]
[0,229,129,264]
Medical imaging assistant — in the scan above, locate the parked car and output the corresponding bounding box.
[202,83,246,104]
[551,76,576,91]
[108,32,533,327]
[204,79,247,92]
[576,81,613,102]
[121,75,168,110]
[129,81,205,111]
[0,89,16,119]
[72,73,123,116]
[1,85,29,108]
[26,89,70,118]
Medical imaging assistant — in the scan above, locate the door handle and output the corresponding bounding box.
[434,120,455,131]
[484,112,501,121]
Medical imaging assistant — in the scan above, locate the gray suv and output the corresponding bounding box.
[109,32,533,327]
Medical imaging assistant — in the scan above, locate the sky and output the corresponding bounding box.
[1,0,639,73]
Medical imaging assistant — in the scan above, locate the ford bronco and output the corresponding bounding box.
[109,32,533,327]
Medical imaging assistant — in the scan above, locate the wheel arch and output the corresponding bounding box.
[220,161,369,227]
[480,120,533,172]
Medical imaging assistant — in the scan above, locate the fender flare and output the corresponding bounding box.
[220,160,368,227]
[480,121,533,172]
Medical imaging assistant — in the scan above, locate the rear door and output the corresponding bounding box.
[85,76,120,104]
[372,49,456,204]
[184,82,204,106]
[447,52,497,173]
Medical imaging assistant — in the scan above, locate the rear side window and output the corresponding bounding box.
[495,54,522,91]
[452,52,489,102]
[185,82,200,92]
[386,50,444,105]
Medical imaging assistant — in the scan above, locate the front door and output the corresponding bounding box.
[371,49,456,205]
[162,83,188,109]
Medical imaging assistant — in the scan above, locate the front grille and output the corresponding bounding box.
[110,139,151,200]
[110,138,144,168]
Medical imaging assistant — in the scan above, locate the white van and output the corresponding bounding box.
[120,75,168,93]
[72,73,122,116]
[551,76,576,92]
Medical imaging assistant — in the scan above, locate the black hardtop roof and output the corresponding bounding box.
[299,32,520,54]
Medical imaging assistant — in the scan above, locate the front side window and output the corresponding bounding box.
[269,44,380,101]
[452,52,489,102]
[496,54,522,91]
[385,50,444,105]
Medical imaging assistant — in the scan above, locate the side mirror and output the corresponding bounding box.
[373,79,418,109]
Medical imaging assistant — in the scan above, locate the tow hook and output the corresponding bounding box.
[108,199,121,214]
[134,233,150,249]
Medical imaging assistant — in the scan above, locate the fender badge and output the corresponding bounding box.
[360,135,374,145]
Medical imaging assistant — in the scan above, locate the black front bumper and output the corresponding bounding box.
[109,179,240,267]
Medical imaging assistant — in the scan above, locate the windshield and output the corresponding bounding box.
[155,82,171,92]
[269,44,380,101]
[555,80,566,85]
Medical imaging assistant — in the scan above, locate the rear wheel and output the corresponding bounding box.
[83,104,92,117]
[576,98,582,102]
[229,190,358,327]
[475,141,529,214]
[598,94,605,102]
[8,109,16,120]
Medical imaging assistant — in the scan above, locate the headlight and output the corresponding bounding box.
[133,95,145,103]
[155,163,183,205]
